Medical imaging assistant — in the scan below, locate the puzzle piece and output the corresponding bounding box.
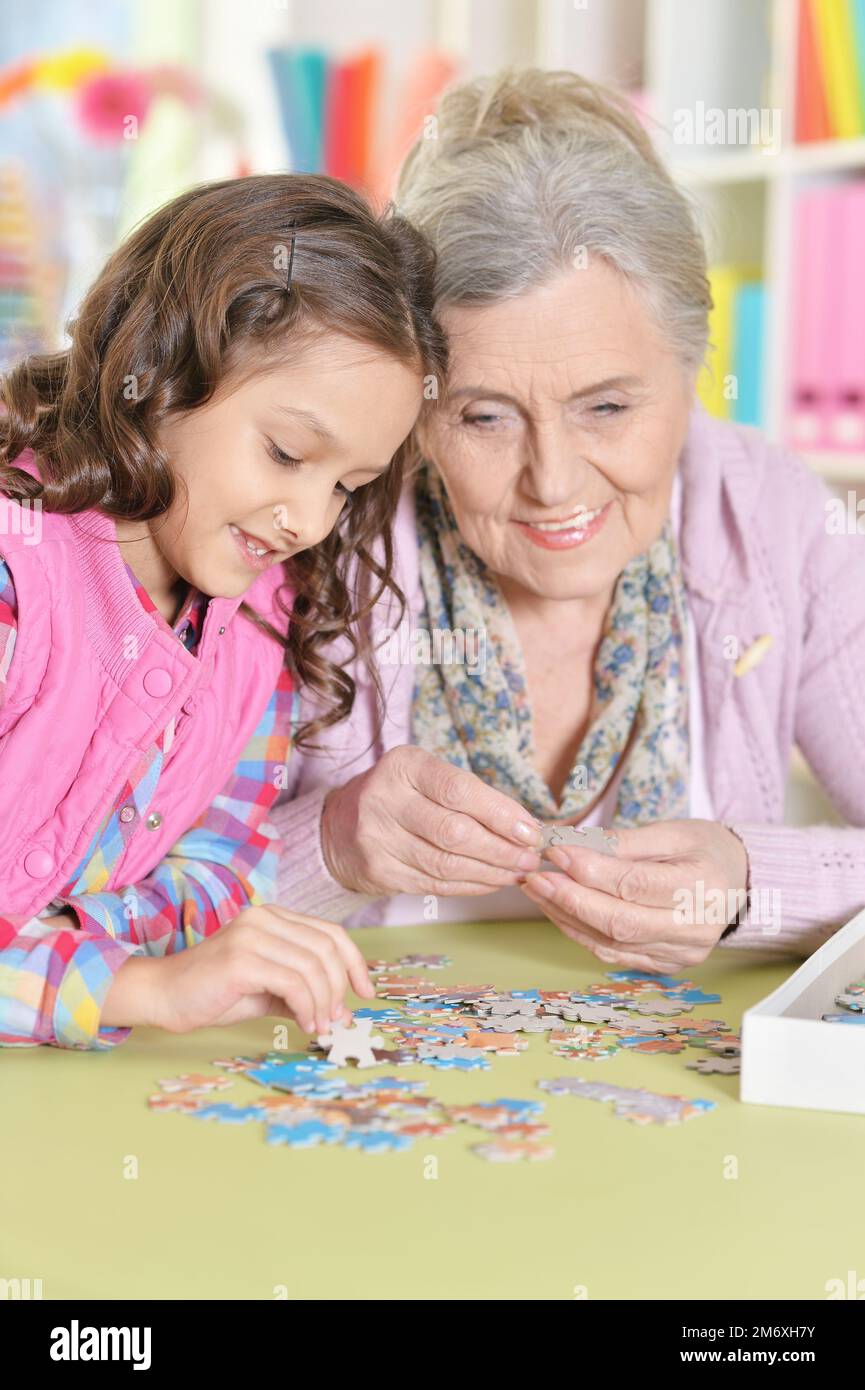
[191,1103,266,1123]
[397,953,451,969]
[473,1139,554,1161]
[462,1030,526,1054]
[317,1017,384,1068]
[627,997,693,1017]
[420,1054,491,1071]
[835,992,865,1012]
[342,1129,414,1153]
[157,1073,233,1095]
[265,1119,347,1148]
[211,1057,260,1073]
[370,1047,416,1065]
[147,1091,210,1113]
[540,825,619,856]
[539,1076,716,1125]
[687,1056,740,1075]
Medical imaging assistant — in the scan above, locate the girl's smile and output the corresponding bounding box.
[228,522,290,572]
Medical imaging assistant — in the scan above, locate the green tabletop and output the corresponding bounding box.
[3,919,862,1301]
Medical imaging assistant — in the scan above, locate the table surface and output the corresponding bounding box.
[3,919,862,1301]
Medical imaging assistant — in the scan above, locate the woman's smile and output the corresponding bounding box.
[512,499,613,550]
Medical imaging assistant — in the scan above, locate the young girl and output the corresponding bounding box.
[0,173,447,1050]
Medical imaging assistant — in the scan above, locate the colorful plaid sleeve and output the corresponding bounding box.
[0,915,137,1050]
[0,667,294,1050]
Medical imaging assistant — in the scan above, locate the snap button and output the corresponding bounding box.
[24,848,54,878]
[218,626,225,636]
[146,812,163,831]
[143,668,173,697]
[119,806,136,824]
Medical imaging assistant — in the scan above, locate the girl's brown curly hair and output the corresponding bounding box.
[0,173,447,746]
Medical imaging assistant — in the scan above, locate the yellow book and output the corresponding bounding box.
[697,266,747,421]
[811,0,864,138]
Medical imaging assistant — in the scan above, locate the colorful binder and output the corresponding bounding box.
[795,0,833,141]
[810,0,865,138]
[731,283,765,428]
[786,186,843,449]
[828,181,865,449]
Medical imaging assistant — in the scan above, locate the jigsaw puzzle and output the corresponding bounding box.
[150,956,736,1157]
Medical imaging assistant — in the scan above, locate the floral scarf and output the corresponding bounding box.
[410,462,690,826]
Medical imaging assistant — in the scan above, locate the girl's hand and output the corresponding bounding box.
[320,745,542,896]
[103,905,375,1035]
[519,818,750,973]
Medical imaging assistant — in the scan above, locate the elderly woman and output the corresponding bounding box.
[271,68,865,973]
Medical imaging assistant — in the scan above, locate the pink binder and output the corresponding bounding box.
[829,181,865,451]
[787,186,841,450]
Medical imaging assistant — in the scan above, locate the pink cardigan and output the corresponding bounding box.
[272,406,865,957]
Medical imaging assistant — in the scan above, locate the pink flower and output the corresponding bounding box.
[74,70,153,144]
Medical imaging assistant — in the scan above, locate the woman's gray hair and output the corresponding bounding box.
[394,68,711,377]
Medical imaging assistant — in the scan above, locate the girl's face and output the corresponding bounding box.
[132,333,422,602]
[419,261,694,605]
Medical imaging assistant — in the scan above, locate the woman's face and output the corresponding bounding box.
[420,260,695,603]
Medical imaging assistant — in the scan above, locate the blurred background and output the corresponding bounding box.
[2,0,863,826]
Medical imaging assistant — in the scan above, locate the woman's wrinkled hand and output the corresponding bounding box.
[320,745,543,897]
[519,818,750,973]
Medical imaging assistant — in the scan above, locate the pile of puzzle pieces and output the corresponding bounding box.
[149,1057,554,1161]
[148,954,738,1158]
[822,976,865,1025]
[353,962,741,1077]
[539,1076,717,1125]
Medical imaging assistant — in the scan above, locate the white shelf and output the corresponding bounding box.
[804,452,865,482]
[672,137,865,186]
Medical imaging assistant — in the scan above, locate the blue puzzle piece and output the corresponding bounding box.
[478,1098,544,1117]
[510,989,542,1001]
[353,1076,426,1094]
[247,1059,337,1091]
[666,988,721,1005]
[353,1007,404,1022]
[400,1000,460,1014]
[823,1011,865,1024]
[266,1119,347,1148]
[399,1025,468,1040]
[607,971,683,987]
[342,1129,413,1153]
[191,1104,264,1124]
[420,1055,491,1071]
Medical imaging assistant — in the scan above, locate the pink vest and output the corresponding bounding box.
[0,467,291,917]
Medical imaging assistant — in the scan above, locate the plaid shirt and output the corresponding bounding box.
[0,559,293,1050]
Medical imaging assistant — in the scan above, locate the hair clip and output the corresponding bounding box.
[285,221,297,293]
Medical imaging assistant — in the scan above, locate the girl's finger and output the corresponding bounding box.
[244,961,318,1034]
[248,935,340,1032]
[266,908,375,1000]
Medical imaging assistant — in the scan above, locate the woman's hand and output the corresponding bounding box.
[321,745,543,897]
[519,819,750,973]
[101,905,375,1035]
